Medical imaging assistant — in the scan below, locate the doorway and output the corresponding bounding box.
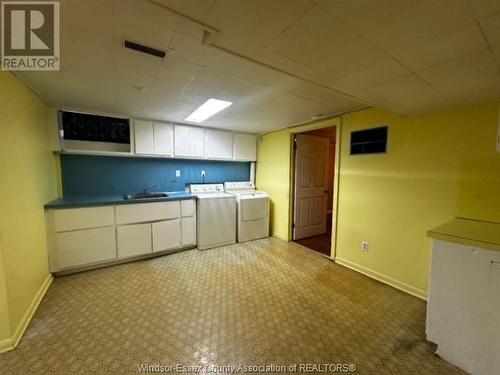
[291,126,337,257]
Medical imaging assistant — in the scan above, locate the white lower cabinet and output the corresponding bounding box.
[182,216,196,246]
[47,198,196,273]
[117,223,152,257]
[55,227,116,269]
[152,219,180,252]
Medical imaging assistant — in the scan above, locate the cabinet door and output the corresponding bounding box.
[153,122,174,156]
[205,129,233,159]
[181,216,196,246]
[174,125,204,158]
[233,133,257,161]
[180,199,195,217]
[117,223,152,258]
[134,120,154,154]
[55,227,116,270]
[152,219,181,252]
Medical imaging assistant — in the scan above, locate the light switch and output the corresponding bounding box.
[175,170,181,177]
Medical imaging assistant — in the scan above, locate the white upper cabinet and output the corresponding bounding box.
[233,133,257,161]
[153,122,174,156]
[174,125,205,158]
[205,129,233,159]
[135,120,174,156]
[134,120,257,161]
[134,120,154,155]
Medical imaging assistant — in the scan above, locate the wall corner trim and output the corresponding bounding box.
[334,257,427,301]
[1,274,53,354]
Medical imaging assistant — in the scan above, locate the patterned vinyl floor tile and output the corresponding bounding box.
[0,238,464,375]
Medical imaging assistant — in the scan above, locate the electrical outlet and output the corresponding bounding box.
[175,170,181,177]
[201,170,206,178]
[361,241,369,252]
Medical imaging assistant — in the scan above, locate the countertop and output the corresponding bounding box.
[428,217,500,253]
[45,191,195,209]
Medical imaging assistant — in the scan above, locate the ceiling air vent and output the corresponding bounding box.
[124,40,166,58]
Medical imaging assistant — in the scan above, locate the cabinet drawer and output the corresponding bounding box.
[115,201,180,225]
[53,206,115,232]
[152,219,180,252]
[55,227,116,269]
[181,216,196,246]
[181,199,195,217]
[117,223,152,258]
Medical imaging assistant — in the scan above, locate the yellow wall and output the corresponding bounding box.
[0,71,56,349]
[257,102,499,298]
[255,117,340,240]
[255,131,292,240]
[0,248,11,347]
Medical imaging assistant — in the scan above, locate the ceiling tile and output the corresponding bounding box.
[207,53,297,89]
[479,11,500,47]
[286,81,365,114]
[255,48,309,77]
[365,0,477,69]
[330,61,410,94]
[467,0,500,17]
[150,0,216,20]
[318,0,418,34]
[205,0,314,54]
[417,50,500,103]
[308,36,410,85]
[114,0,179,36]
[12,0,500,133]
[385,23,488,71]
[267,5,359,66]
[349,73,446,115]
[168,32,223,67]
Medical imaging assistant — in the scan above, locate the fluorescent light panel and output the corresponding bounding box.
[184,98,233,123]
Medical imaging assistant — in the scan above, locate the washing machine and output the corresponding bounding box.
[224,181,270,243]
[189,183,236,250]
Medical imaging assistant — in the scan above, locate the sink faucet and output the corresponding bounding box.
[142,185,158,194]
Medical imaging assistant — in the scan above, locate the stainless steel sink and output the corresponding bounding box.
[123,192,168,200]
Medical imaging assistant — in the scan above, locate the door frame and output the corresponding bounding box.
[289,120,341,260]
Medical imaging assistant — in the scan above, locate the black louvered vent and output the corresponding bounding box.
[124,40,166,58]
[350,126,388,155]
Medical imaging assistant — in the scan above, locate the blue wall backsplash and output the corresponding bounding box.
[61,154,251,197]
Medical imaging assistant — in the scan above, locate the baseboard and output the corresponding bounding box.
[6,274,53,352]
[272,232,288,241]
[335,257,427,300]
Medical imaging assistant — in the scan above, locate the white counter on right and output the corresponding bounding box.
[427,218,500,375]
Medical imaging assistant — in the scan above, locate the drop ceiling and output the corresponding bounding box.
[14,0,500,134]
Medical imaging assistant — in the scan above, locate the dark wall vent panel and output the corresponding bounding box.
[350,126,388,155]
[124,40,166,58]
[60,111,130,144]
